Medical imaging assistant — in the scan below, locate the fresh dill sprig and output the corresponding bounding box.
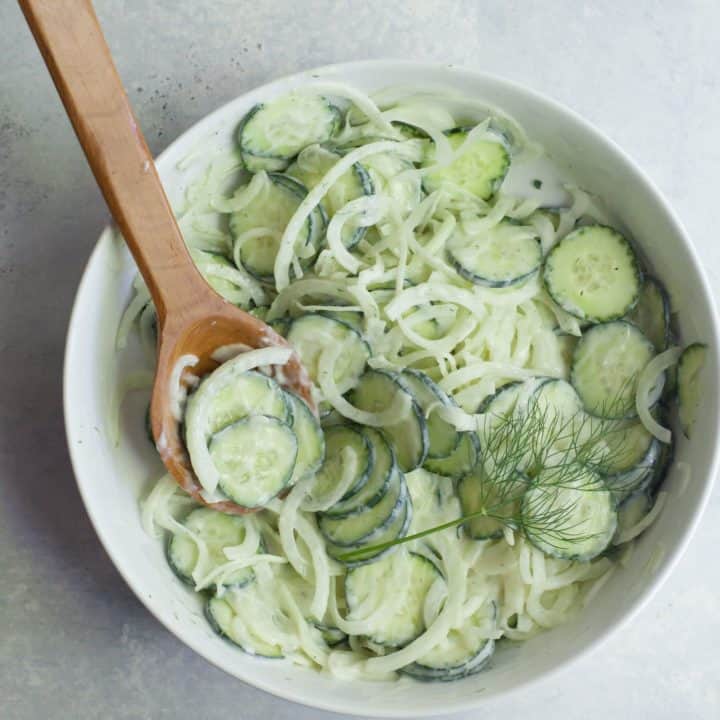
[338,384,634,563]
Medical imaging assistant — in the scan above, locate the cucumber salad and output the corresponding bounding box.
[121,84,709,682]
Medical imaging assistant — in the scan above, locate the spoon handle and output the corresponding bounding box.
[19,0,209,326]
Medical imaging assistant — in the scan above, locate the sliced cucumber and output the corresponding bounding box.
[310,424,374,504]
[350,369,429,472]
[190,250,252,306]
[571,321,655,419]
[406,303,459,342]
[401,603,495,681]
[186,369,290,438]
[315,623,347,647]
[185,370,292,497]
[238,95,341,172]
[604,438,661,505]
[286,144,373,248]
[318,468,403,546]
[649,433,674,494]
[363,151,422,217]
[626,277,671,351]
[447,220,542,288]
[423,127,510,200]
[322,428,395,518]
[543,225,641,322]
[521,465,617,561]
[477,379,544,467]
[345,550,440,647]
[399,369,461,459]
[423,431,479,479]
[326,490,412,567]
[478,379,530,417]
[457,468,525,540]
[588,419,654,475]
[318,308,364,332]
[529,378,585,447]
[614,490,654,543]
[167,508,255,589]
[678,342,708,437]
[287,313,370,393]
[284,391,325,482]
[266,314,292,337]
[206,586,284,658]
[210,415,297,508]
[229,173,320,282]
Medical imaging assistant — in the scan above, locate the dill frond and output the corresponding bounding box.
[338,383,637,563]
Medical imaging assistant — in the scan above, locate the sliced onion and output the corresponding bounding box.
[636,346,683,443]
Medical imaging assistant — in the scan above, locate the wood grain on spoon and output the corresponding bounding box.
[21,0,313,514]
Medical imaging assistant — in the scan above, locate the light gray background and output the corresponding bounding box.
[2,1,719,718]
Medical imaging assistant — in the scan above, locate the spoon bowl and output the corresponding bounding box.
[152,301,313,514]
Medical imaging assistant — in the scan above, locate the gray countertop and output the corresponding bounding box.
[2,1,719,718]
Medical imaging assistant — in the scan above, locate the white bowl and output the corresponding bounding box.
[64,61,720,717]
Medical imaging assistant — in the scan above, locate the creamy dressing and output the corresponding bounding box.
[125,84,681,681]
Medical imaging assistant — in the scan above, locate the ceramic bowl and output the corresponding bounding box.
[64,60,720,717]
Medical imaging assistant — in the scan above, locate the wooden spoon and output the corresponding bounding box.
[21,0,313,514]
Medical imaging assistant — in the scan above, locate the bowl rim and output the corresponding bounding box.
[63,59,720,717]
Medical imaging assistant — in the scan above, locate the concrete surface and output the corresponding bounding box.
[1,1,719,718]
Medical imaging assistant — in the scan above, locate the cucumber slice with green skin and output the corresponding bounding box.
[476,379,545,467]
[626,277,671,352]
[529,378,585,452]
[326,491,412,567]
[401,603,496,681]
[318,468,404,546]
[543,225,642,322]
[229,173,319,282]
[167,508,255,589]
[206,588,284,658]
[248,305,270,321]
[678,342,708,438]
[614,490,654,543]
[423,127,510,200]
[405,303,459,342]
[604,438,661,505]
[447,220,542,288]
[287,313,370,393]
[392,120,432,144]
[318,308,364,332]
[350,369,429,472]
[571,321,655,419]
[286,144,374,248]
[649,433,674,495]
[588,419,654,476]
[399,369,461,460]
[478,378,545,418]
[284,391,325,483]
[210,415,298,508]
[190,250,252,306]
[457,468,526,540]
[292,313,370,386]
[423,432,479,479]
[311,425,374,504]
[268,316,292,337]
[322,428,395,518]
[521,465,617,561]
[315,623,347,647]
[144,403,153,444]
[363,151,423,217]
[184,368,293,500]
[186,370,291,439]
[237,95,341,172]
[345,550,440,648]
